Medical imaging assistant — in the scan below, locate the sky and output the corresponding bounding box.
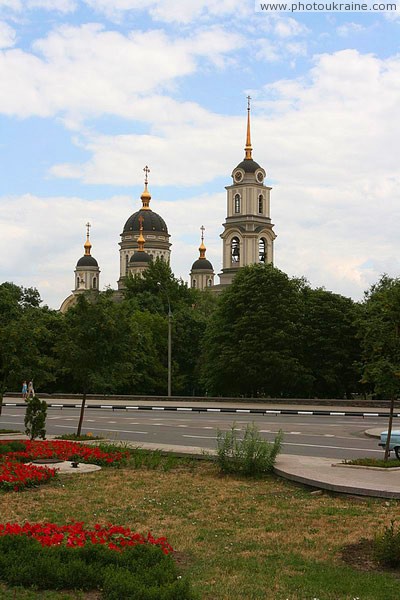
[1,0,400,309]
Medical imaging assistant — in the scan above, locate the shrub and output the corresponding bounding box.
[0,527,196,599]
[24,396,47,440]
[374,520,400,567]
[0,441,27,455]
[216,423,283,476]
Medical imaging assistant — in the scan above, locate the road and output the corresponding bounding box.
[1,405,397,460]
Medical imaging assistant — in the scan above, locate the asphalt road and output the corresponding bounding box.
[1,405,396,460]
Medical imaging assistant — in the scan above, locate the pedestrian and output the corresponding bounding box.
[27,380,34,399]
[22,380,27,400]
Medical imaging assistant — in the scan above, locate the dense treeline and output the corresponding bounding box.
[0,262,398,400]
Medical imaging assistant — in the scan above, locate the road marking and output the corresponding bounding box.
[289,432,301,435]
[183,435,217,439]
[107,421,117,424]
[282,441,381,453]
[177,425,188,428]
[324,434,335,437]
[54,425,148,434]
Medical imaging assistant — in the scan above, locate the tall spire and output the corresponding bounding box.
[199,225,206,259]
[141,165,151,210]
[84,222,92,255]
[137,215,145,251]
[244,95,253,160]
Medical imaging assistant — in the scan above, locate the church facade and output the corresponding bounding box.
[60,101,276,312]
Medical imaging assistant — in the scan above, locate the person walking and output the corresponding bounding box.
[22,380,27,400]
[27,380,34,399]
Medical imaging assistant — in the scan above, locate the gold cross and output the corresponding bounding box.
[86,222,91,239]
[143,165,150,185]
[200,225,205,242]
[247,95,251,111]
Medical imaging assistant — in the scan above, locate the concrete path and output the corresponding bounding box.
[3,433,400,499]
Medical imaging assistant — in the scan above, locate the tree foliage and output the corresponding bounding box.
[302,287,361,398]
[359,275,400,399]
[201,264,312,396]
[24,396,47,440]
[0,283,61,397]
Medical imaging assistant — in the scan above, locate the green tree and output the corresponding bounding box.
[24,396,47,440]
[0,283,61,411]
[124,260,216,395]
[358,275,400,458]
[202,264,312,397]
[56,291,137,396]
[302,287,362,398]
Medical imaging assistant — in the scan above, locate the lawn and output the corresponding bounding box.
[1,449,400,599]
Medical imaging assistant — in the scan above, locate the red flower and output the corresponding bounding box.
[0,521,174,554]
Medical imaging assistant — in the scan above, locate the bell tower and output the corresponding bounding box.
[218,97,276,286]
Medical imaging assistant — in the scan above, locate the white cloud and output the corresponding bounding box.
[0,0,76,11]
[0,23,243,120]
[336,22,366,37]
[0,191,225,309]
[0,0,21,9]
[273,17,309,38]
[0,20,15,48]
[84,0,247,24]
[27,0,76,12]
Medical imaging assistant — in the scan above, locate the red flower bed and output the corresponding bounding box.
[0,522,174,554]
[0,440,128,466]
[0,461,57,491]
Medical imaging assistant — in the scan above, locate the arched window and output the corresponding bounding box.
[208,279,212,287]
[231,237,240,264]
[76,276,79,289]
[92,277,97,289]
[259,238,266,263]
[192,279,197,288]
[234,194,241,214]
[258,195,263,214]
[125,254,129,275]
[160,255,164,261]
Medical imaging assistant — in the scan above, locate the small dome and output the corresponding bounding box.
[191,258,214,271]
[130,251,152,264]
[123,209,168,234]
[235,158,261,173]
[76,255,98,268]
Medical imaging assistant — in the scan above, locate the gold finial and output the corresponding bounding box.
[137,214,145,251]
[199,225,206,259]
[245,95,253,160]
[141,165,151,210]
[84,221,92,255]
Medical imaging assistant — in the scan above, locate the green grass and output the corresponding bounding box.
[1,450,400,598]
[0,429,21,434]
[343,457,400,468]
[56,433,104,441]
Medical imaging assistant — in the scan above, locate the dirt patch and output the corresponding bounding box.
[341,538,400,577]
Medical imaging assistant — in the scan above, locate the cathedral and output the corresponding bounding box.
[60,100,276,312]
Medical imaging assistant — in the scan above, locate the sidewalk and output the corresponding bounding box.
[2,432,400,499]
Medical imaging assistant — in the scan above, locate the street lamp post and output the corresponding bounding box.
[167,300,172,398]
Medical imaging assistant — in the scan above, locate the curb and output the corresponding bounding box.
[3,403,400,418]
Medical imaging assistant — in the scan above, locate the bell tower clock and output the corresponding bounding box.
[218,97,276,286]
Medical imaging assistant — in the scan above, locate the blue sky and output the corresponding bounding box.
[0,0,400,308]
